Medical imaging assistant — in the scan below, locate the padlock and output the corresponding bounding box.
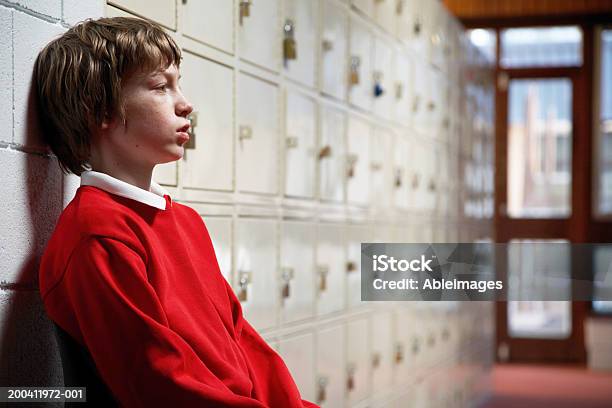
[318,145,332,160]
[317,265,328,292]
[346,261,357,273]
[239,0,252,26]
[395,167,403,188]
[412,337,420,354]
[372,352,381,369]
[283,19,297,61]
[396,0,404,15]
[412,94,420,112]
[412,173,420,189]
[373,71,384,97]
[286,136,298,148]
[184,111,197,150]
[414,18,422,36]
[280,267,293,300]
[316,376,328,404]
[346,363,356,391]
[239,125,253,141]
[349,56,361,85]
[237,271,251,302]
[346,154,358,179]
[396,82,404,99]
[394,343,404,364]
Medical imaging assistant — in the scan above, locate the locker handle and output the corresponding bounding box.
[396,0,405,15]
[371,352,381,369]
[280,267,294,300]
[346,261,357,273]
[395,82,404,100]
[394,343,404,364]
[322,38,334,52]
[286,136,299,148]
[346,363,356,391]
[316,376,328,404]
[185,111,197,150]
[237,270,252,302]
[239,0,252,26]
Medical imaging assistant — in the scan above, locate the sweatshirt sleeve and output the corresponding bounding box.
[59,236,272,408]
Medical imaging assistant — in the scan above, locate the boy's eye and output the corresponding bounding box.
[155,83,168,91]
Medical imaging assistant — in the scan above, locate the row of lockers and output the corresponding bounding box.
[199,215,493,331]
[267,304,494,407]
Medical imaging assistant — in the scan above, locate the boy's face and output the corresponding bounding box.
[102,63,193,168]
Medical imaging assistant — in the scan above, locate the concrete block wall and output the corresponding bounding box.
[0,0,104,398]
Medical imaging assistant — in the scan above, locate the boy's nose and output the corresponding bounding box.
[177,99,194,118]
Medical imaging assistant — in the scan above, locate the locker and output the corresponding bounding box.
[397,0,427,56]
[234,218,278,330]
[285,91,317,198]
[374,0,398,36]
[238,0,280,72]
[349,17,373,112]
[346,224,370,309]
[346,115,371,206]
[181,52,234,191]
[319,106,346,203]
[316,324,345,408]
[316,223,346,316]
[108,0,176,30]
[371,312,393,396]
[394,51,413,126]
[370,127,393,209]
[279,220,315,323]
[237,73,279,195]
[277,332,316,401]
[393,134,409,210]
[203,217,232,283]
[182,0,233,54]
[347,318,370,405]
[321,1,348,101]
[372,36,394,121]
[283,0,318,88]
[152,162,176,186]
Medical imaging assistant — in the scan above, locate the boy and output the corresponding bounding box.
[36,17,318,407]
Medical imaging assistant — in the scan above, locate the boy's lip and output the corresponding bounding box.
[177,123,190,133]
[177,131,190,144]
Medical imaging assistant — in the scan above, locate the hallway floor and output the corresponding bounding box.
[479,363,612,408]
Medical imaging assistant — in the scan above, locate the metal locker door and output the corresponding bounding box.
[346,115,371,206]
[346,224,369,309]
[371,312,393,396]
[181,52,234,191]
[321,0,348,101]
[283,0,318,88]
[319,106,346,203]
[285,91,316,198]
[203,217,233,283]
[372,36,394,121]
[315,223,346,316]
[238,0,280,72]
[349,17,373,112]
[370,127,393,209]
[279,220,315,324]
[182,0,233,54]
[316,324,345,408]
[277,332,316,401]
[108,0,176,29]
[394,51,412,126]
[374,0,397,36]
[152,162,176,186]
[234,218,278,330]
[347,318,370,405]
[237,73,279,195]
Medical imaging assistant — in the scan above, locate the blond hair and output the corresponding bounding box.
[34,17,182,175]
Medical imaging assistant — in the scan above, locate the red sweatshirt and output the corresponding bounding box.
[39,171,318,408]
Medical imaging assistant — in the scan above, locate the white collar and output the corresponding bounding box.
[80,170,170,210]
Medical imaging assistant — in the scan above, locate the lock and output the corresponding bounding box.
[346,153,358,178]
[317,265,329,292]
[427,100,436,111]
[286,136,298,148]
[372,352,381,369]
[346,260,357,273]
[346,363,356,391]
[412,337,420,354]
[280,267,294,300]
[184,111,197,150]
[318,145,332,160]
[394,343,404,364]
[412,94,420,112]
[316,376,328,404]
[283,19,297,63]
[349,56,361,85]
[428,179,436,192]
[239,125,253,141]
[396,0,405,15]
[373,71,384,97]
[321,38,333,52]
[394,167,403,188]
[239,0,252,26]
[427,332,436,347]
[237,271,252,302]
[414,18,422,36]
[395,82,403,99]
